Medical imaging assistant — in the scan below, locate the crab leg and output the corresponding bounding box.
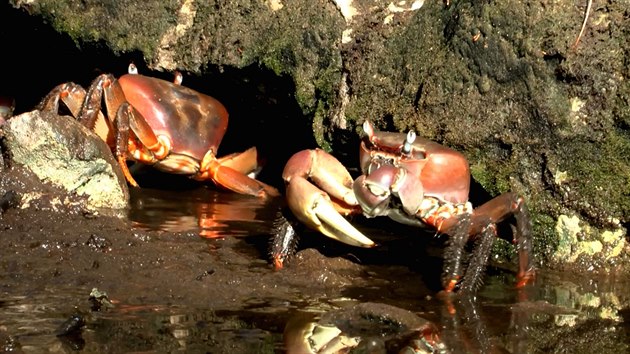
[37,82,113,144]
[212,147,282,197]
[283,149,375,247]
[439,192,535,293]
[441,213,471,293]
[469,192,535,287]
[197,149,280,199]
[458,224,496,293]
[215,147,259,175]
[71,74,168,187]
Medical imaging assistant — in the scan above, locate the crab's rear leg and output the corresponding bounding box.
[469,192,535,288]
[442,193,535,294]
[70,74,171,187]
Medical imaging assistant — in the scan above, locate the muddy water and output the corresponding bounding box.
[2,186,630,353]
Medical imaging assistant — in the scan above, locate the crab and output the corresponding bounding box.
[36,64,279,199]
[283,302,447,354]
[271,120,535,294]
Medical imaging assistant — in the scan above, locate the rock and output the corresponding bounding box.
[2,110,129,213]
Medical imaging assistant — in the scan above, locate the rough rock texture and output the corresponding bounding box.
[2,110,129,212]
[9,0,630,272]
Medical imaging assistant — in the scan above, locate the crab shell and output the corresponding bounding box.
[353,121,470,221]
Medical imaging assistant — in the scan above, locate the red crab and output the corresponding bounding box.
[37,64,279,199]
[271,120,535,294]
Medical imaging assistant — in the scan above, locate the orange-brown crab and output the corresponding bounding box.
[271,120,535,294]
[37,64,279,199]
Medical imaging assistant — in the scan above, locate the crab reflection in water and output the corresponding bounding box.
[129,186,274,239]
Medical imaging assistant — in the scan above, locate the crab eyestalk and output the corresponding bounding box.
[402,130,416,155]
[363,119,380,143]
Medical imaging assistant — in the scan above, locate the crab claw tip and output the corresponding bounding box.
[312,199,376,248]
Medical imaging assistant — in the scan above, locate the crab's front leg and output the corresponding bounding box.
[37,76,147,187]
[271,149,376,269]
[38,82,114,144]
[196,147,281,199]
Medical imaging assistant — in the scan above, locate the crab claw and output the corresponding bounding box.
[286,177,375,247]
[283,149,375,248]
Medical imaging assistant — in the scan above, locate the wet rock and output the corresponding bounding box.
[1,109,129,213]
[55,314,85,336]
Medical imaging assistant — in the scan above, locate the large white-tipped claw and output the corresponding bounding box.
[313,197,376,247]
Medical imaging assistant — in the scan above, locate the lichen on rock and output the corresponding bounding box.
[2,110,129,212]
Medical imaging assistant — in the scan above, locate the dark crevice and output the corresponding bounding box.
[0,3,316,192]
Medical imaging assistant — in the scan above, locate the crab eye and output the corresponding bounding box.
[363,120,375,138]
[402,130,416,154]
[128,63,138,75]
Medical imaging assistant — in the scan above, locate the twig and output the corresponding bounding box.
[572,0,592,49]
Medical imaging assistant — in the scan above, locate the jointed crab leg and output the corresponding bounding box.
[441,213,471,293]
[197,148,280,198]
[440,192,534,292]
[38,82,114,143]
[469,192,534,287]
[459,224,496,293]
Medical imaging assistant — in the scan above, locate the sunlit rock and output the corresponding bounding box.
[553,214,628,271]
[2,110,129,213]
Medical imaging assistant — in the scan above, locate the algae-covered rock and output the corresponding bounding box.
[554,214,628,272]
[2,110,129,212]
[8,0,630,272]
